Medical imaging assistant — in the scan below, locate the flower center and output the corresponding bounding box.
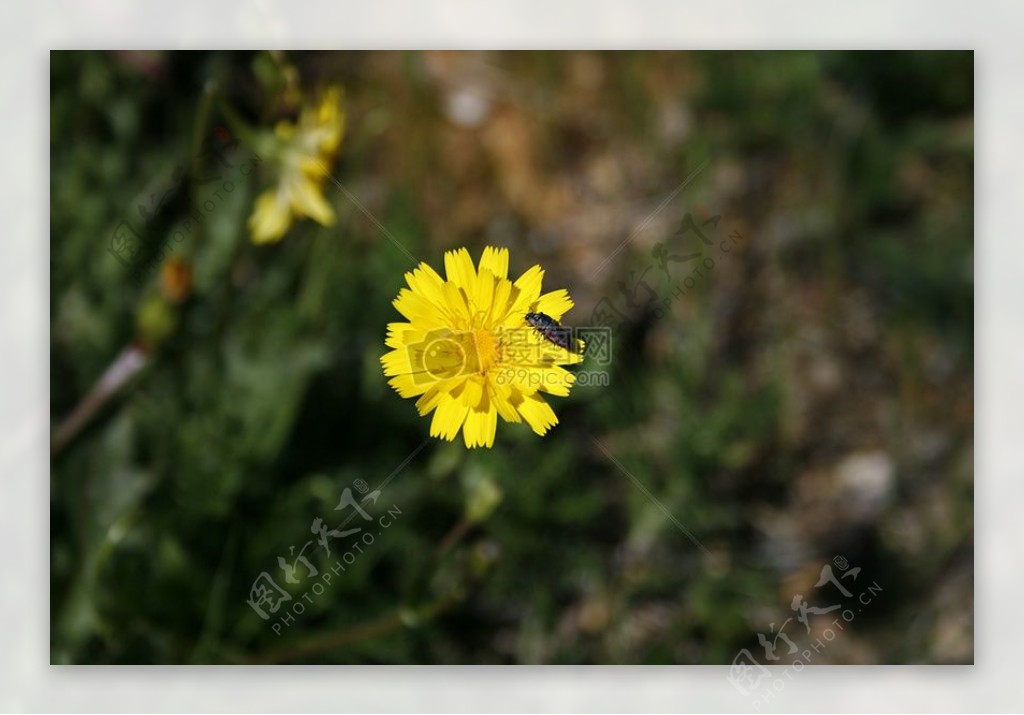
[472,329,499,374]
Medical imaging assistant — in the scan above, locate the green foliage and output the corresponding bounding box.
[51,51,973,664]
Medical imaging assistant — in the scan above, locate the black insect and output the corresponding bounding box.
[525,312,584,354]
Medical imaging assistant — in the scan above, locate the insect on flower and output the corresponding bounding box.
[525,312,585,354]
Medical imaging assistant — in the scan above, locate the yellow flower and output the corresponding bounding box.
[381,246,585,448]
[248,86,346,244]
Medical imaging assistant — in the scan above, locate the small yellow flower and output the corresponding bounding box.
[381,246,584,448]
[248,86,345,244]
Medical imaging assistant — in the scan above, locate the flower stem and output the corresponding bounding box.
[50,343,149,458]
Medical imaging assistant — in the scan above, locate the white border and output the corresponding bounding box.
[6,0,1013,711]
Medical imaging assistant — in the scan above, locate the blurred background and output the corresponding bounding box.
[50,50,973,665]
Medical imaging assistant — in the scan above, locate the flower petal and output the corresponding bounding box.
[513,391,559,436]
[415,386,444,416]
[472,268,497,328]
[489,379,522,423]
[384,373,433,399]
[463,401,497,448]
[385,322,429,349]
[405,263,448,313]
[490,278,514,325]
[290,175,336,226]
[499,265,544,326]
[444,247,477,291]
[442,280,473,326]
[381,349,414,377]
[503,365,576,397]
[248,189,293,244]
[393,288,446,327]
[478,246,509,280]
[514,265,544,304]
[430,392,470,442]
[533,289,574,321]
